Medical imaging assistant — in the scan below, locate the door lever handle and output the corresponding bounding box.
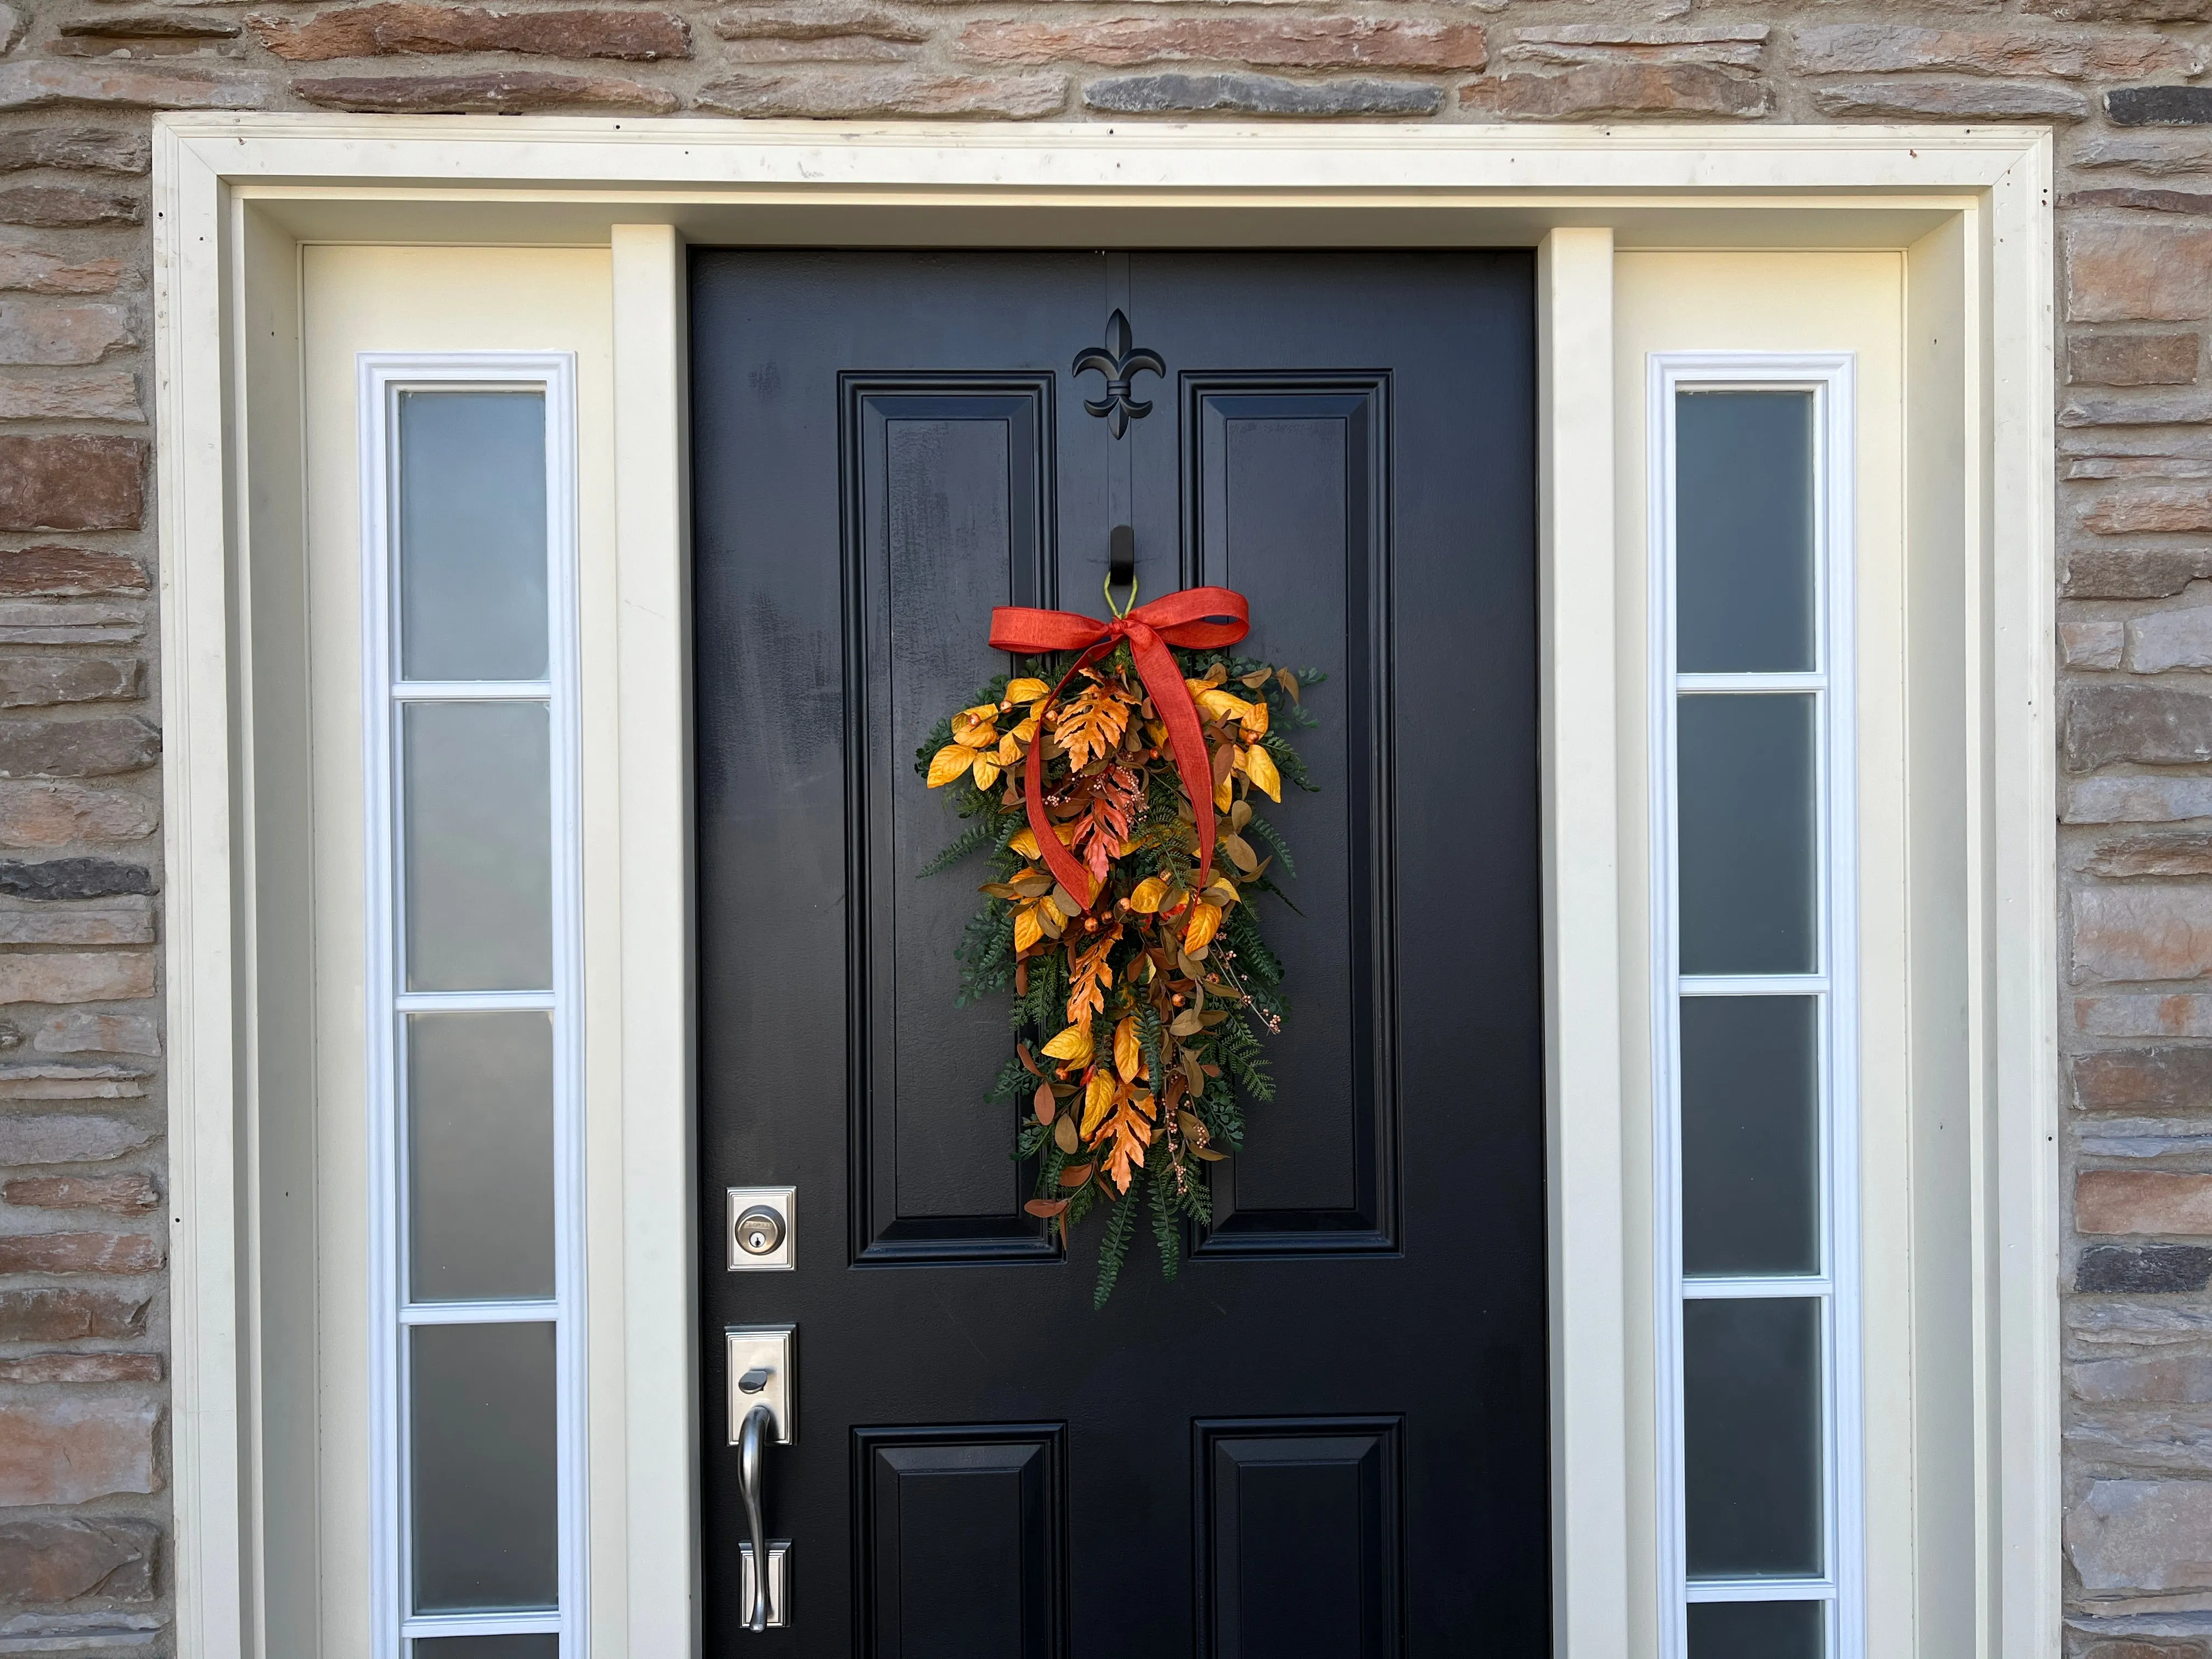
[739,1401,776,1632]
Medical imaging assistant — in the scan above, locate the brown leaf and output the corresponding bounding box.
[1059,1162,1094,1189]
[1277,666,1300,703]
[1053,1114,1080,1154]
[1025,1197,1070,1218]
[1033,1082,1056,1125]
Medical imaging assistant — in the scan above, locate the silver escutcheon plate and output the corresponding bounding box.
[738,1541,791,1628]
[726,1323,797,1446]
[726,1184,797,1271]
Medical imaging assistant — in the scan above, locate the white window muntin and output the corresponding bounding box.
[1648,352,1863,1659]
[359,352,588,1658]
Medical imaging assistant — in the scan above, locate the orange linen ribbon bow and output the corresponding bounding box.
[989,585,1251,906]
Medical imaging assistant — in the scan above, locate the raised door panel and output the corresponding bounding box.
[1183,380,1395,1254]
[855,1425,1067,1658]
[845,378,1057,1265]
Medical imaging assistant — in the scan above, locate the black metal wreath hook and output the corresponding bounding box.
[1072,308,1165,439]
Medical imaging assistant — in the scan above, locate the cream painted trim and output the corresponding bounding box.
[1538,225,1630,1659]
[153,115,2056,1659]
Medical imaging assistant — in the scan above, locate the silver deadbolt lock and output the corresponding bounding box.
[735,1205,786,1257]
[726,1186,796,1271]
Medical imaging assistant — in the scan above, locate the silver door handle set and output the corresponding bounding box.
[727,1184,798,1632]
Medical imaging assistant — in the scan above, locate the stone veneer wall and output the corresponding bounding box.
[0,0,2209,1652]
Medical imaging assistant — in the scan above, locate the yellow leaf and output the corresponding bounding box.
[1041,1023,1093,1066]
[1243,743,1282,802]
[927,744,976,788]
[952,706,999,748]
[1114,1015,1142,1083]
[997,730,1025,765]
[1196,688,1254,724]
[1240,699,1269,740]
[1003,678,1049,703]
[1039,902,1068,939]
[1081,1069,1116,1137]
[1010,827,1040,858]
[1204,877,1240,907]
[1128,875,1169,913]
[1214,776,1233,813]
[970,755,1002,789]
[1013,905,1043,954]
[1183,900,1223,954]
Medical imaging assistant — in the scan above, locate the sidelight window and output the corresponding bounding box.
[362,357,585,1659]
[1650,359,1862,1659]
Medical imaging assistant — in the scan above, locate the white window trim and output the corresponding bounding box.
[1646,353,1863,1658]
[358,352,590,1657]
[151,117,2056,1659]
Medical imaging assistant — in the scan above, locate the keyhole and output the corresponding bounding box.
[735,1204,786,1256]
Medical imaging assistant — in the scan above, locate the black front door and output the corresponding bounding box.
[691,250,1544,1657]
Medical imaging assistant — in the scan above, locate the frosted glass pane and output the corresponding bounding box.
[398,390,549,682]
[411,1322,558,1613]
[1685,1297,1823,1579]
[1677,695,1817,976]
[414,1639,558,1659]
[1676,390,1816,674]
[408,1012,554,1303]
[1689,1600,1822,1659]
[403,701,552,992]
[1681,996,1820,1278]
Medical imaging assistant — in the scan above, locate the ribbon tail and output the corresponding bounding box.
[1024,716,1097,907]
[1125,625,1217,892]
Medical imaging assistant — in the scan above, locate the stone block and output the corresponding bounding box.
[2090,488,2212,535]
[2067,187,2212,215]
[2064,391,2212,425]
[2074,1300,2212,1346]
[0,1398,158,1506]
[2080,1243,2212,1290]
[2078,1116,2212,1155]
[252,3,691,62]
[0,304,130,368]
[961,16,1487,70]
[2068,548,2212,599]
[295,70,679,112]
[0,604,142,646]
[33,1011,158,1056]
[2086,833,2212,877]
[0,61,271,110]
[0,438,142,534]
[0,1231,162,1274]
[1460,61,1768,116]
[1795,23,2200,77]
[2069,223,2212,321]
[0,658,143,712]
[2029,0,2212,15]
[0,373,143,424]
[1086,71,1440,115]
[2081,1643,2211,1659]
[2075,885,2212,980]
[0,251,123,297]
[0,1351,161,1384]
[0,1288,145,1342]
[2080,993,2212,1036]
[0,1062,149,1099]
[2066,618,2128,667]
[2076,1356,2212,1401]
[0,859,155,900]
[2080,1169,2212,1233]
[2067,684,2212,768]
[0,718,159,778]
[1502,24,1767,68]
[0,188,139,231]
[0,1517,158,1604]
[2134,606,2212,669]
[1810,77,2091,119]
[695,68,1066,116]
[2078,134,2212,175]
[3,1172,159,1211]
[0,951,155,1005]
[2113,86,2212,126]
[713,3,927,42]
[0,1115,153,1166]
[0,128,149,177]
[2068,776,2212,821]
[0,549,147,599]
[0,782,156,847]
[719,37,918,62]
[2072,334,2203,386]
[55,13,239,40]
[0,901,152,948]
[2069,1478,2212,1597]
[2073,1044,2212,1108]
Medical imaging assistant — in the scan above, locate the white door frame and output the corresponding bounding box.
[151,114,2055,1659]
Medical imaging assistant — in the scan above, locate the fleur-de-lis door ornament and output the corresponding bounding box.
[1071,308,1165,439]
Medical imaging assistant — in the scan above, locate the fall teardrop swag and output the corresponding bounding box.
[918,585,1323,1305]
